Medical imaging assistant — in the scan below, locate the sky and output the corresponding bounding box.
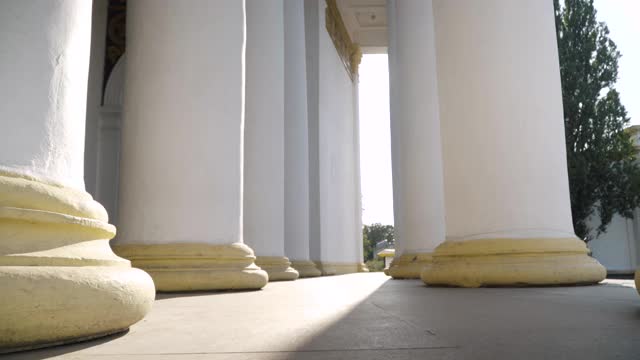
[359,54,393,225]
[594,0,640,125]
[358,2,640,226]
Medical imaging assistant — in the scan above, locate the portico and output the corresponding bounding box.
[0,0,630,353]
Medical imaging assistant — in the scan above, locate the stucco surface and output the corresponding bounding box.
[9,273,640,359]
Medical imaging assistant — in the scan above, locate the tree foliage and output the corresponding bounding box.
[362,223,394,261]
[554,0,640,240]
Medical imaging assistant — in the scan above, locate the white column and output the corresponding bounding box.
[304,0,323,272]
[244,0,298,281]
[0,0,154,350]
[384,0,404,276]
[283,0,321,278]
[386,0,446,279]
[423,0,606,287]
[114,0,268,291]
[353,77,368,272]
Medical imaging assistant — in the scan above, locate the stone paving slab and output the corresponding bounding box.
[5,273,640,360]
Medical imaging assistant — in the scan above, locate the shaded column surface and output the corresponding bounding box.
[283,0,321,278]
[423,0,606,287]
[0,0,154,352]
[113,0,268,291]
[386,0,446,279]
[244,0,298,281]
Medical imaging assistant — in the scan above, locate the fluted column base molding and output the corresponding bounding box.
[314,261,360,276]
[387,253,433,279]
[290,260,322,278]
[113,243,268,292]
[0,172,155,353]
[255,256,299,281]
[421,238,606,288]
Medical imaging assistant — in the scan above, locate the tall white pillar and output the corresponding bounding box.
[283,0,321,278]
[244,0,298,281]
[353,78,369,272]
[386,0,446,279]
[304,0,324,272]
[423,0,606,287]
[113,0,268,291]
[384,0,404,277]
[0,1,154,350]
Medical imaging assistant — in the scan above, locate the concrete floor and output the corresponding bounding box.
[6,273,640,360]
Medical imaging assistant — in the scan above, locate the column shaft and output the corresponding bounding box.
[0,0,154,351]
[114,0,268,291]
[353,77,368,273]
[422,0,605,287]
[244,0,298,281]
[387,0,446,279]
[284,0,321,278]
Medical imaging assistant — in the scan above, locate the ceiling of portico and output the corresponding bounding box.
[335,0,388,53]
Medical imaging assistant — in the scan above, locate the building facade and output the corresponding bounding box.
[0,0,617,352]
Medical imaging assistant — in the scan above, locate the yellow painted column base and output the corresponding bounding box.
[255,256,299,281]
[0,171,155,353]
[314,261,360,275]
[357,262,370,272]
[0,266,155,353]
[421,238,607,288]
[290,260,322,278]
[113,243,269,292]
[387,253,433,279]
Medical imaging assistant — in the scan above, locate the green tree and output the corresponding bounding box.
[554,0,640,241]
[362,229,373,262]
[362,223,394,261]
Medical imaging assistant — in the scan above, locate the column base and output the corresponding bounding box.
[314,261,359,275]
[0,266,154,353]
[113,243,269,291]
[387,253,433,279]
[255,256,299,281]
[421,238,606,287]
[0,171,155,352]
[357,262,370,272]
[290,260,322,278]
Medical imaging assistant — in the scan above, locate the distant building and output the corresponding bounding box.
[377,249,396,270]
[589,125,640,275]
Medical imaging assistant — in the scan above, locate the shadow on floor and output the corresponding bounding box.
[3,331,129,360]
[155,288,263,301]
[282,277,640,360]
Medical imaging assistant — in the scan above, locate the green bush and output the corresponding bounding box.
[365,259,385,272]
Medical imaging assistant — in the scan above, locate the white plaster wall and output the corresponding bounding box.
[244,0,286,257]
[284,0,312,262]
[589,213,638,274]
[0,0,92,190]
[116,0,246,245]
[316,1,360,263]
[434,0,576,240]
[84,0,124,225]
[84,0,108,197]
